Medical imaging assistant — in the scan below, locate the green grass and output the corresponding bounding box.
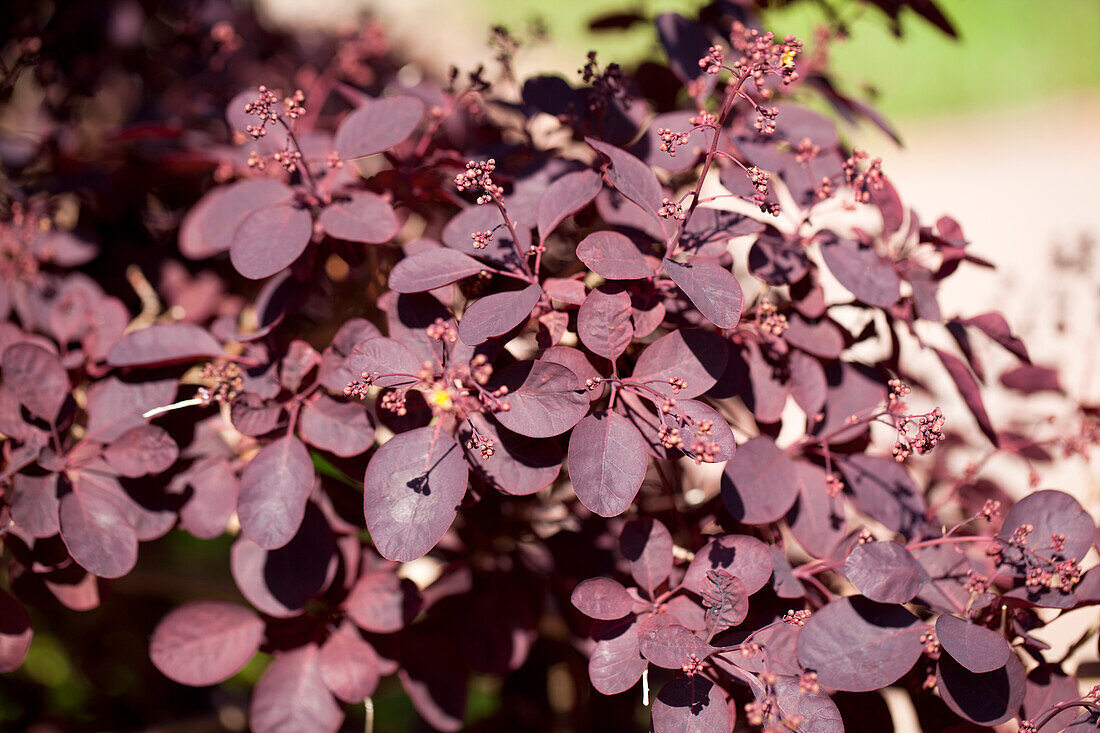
[480,0,1100,120]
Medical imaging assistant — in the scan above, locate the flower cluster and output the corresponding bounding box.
[729,23,803,90]
[455,158,503,204]
[892,407,945,461]
[698,44,724,75]
[843,148,885,203]
[658,197,685,220]
[196,361,242,406]
[657,127,691,157]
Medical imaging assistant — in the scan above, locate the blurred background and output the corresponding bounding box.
[3,0,1100,730]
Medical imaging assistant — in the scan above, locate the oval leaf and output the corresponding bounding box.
[103,425,179,478]
[631,328,728,399]
[817,232,900,308]
[230,201,313,280]
[107,322,222,368]
[663,258,743,329]
[179,179,293,259]
[936,650,1025,726]
[389,249,488,293]
[576,231,654,280]
[936,614,1011,674]
[299,395,375,457]
[237,435,315,550]
[843,541,929,603]
[577,285,633,361]
[537,169,602,242]
[334,96,425,159]
[458,283,541,346]
[638,616,715,669]
[683,534,773,596]
[568,411,648,517]
[150,601,264,686]
[250,645,343,733]
[318,192,399,244]
[620,518,674,594]
[651,675,731,733]
[570,577,633,620]
[2,343,68,422]
[362,426,468,562]
[494,360,589,439]
[720,436,799,525]
[59,482,139,579]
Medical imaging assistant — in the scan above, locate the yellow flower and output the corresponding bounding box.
[428,387,453,410]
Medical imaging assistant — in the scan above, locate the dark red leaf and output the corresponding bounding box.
[11,472,60,538]
[663,258,743,329]
[589,617,647,694]
[299,395,374,457]
[936,614,1011,674]
[250,645,343,733]
[103,425,178,477]
[318,192,399,244]
[0,589,32,673]
[934,347,998,446]
[818,232,900,307]
[537,168,602,243]
[442,204,530,268]
[84,377,177,441]
[59,479,138,579]
[936,649,1025,726]
[344,569,421,633]
[587,138,664,217]
[961,312,1030,363]
[796,596,924,692]
[576,231,654,280]
[389,249,488,293]
[230,504,335,617]
[1000,490,1094,568]
[836,454,926,536]
[683,534,773,596]
[570,577,633,620]
[843,541,929,603]
[230,201,313,279]
[397,632,467,732]
[701,569,748,637]
[149,601,264,686]
[786,460,847,558]
[237,435,315,550]
[334,95,425,159]
[747,231,810,286]
[720,436,800,525]
[177,456,238,540]
[810,362,887,444]
[577,284,633,361]
[784,313,845,359]
[458,283,541,345]
[318,623,380,703]
[638,616,715,669]
[178,179,293,259]
[107,323,223,368]
[2,343,68,422]
[362,426,468,562]
[493,360,589,438]
[772,676,843,733]
[1001,364,1063,395]
[348,336,422,388]
[1023,664,1082,732]
[651,675,732,733]
[460,414,561,496]
[619,518,673,594]
[631,328,728,399]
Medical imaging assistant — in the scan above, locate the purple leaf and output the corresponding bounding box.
[631,328,728,399]
[818,232,900,307]
[1000,490,1094,568]
[810,362,887,444]
[344,569,421,633]
[59,479,139,579]
[651,676,732,733]
[458,283,541,345]
[789,349,827,418]
[11,472,60,538]
[0,589,32,673]
[672,398,736,463]
[459,414,561,496]
[638,616,715,669]
[684,534,773,596]
[230,201,313,279]
[318,623,380,703]
[318,318,382,391]
[570,577,633,620]
[362,426,468,562]
[250,645,344,733]
[784,313,845,359]
[178,179,293,259]
[576,231,654,280]
[1001,364,1063,395]
[772,676,843,733]
[936,614,1011,674]
[663,258,743,329]
[84,377,177,441]
[537,168,602,243]
[577,284,634,361]
[389,249,488,293]
[348,336,422,388]
[701,570,749,637]
[237,435,315,550]
[587,138,664,218]
[493,360,589,438]
[178,457,238,540]
[107,323,223,368]
[397,632,467,732]
[103,425,178,477]
[836,454,926,536]
[720,436,800,525]
[636,111,715,174]
[843,541,929,603]
[796,595,924,692]
[442,204,530,268]
[936,649,1025,726]
[748,231,810,286]
[619,518,674,594]
[655,12,713,84]
[961,313,1030,363]
[279,340,321,392]
[299,395,374,457]
[742,339,788,423]
[230,504,335,617]
[589,617,647,694]
[334,95,425,159]
[1023,664,1082,732]
[318,191,399,244]
[149,601,264,686]
[2,343,68,422]
[935,347,998,446]
[786,461,846,558]
[229,393,283,437]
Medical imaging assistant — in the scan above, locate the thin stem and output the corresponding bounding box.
[277,118,321,196]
